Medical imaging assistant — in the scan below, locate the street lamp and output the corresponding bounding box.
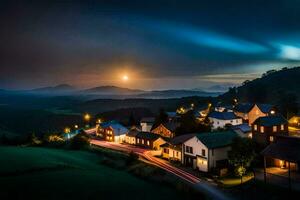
[84,113,91,128]
[64,127,71,140]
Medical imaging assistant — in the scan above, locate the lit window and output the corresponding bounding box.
[260,126,264,133]
[281,125,285,131]
[137,139,139,143]
[270,136,274,142]
[273,126,277,132]
[254,125,257,131]
[147,141,150,146]
[142,139,144,144]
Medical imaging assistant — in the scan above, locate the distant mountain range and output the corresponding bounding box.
[0,84,221,99]
[30,84,76,94]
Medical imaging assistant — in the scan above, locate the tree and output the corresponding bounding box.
[228,137,256,184]
[176,110,198,135]
[128,112,137,126]
[277,91,299,119]
[28,133,42,146]
[153,108,169,127]
[70,131,91,150]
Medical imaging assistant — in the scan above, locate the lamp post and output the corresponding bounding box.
[84,113,91,129]
[64,127,71,140]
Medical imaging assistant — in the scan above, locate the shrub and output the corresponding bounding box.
[69,131,90,150]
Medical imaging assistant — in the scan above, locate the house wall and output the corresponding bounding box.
[252,123,288,145]
[114,134,125,143]
[153,138,166,150]
[162,148,170,159]
[234,111,249,122]
[208,146,231,169]
[248,104,268,125]
[151,124,174,138]
[169,148,182,161]
[141,122,153,132]
[125,135,136,144]
[209,117,243,129]
[183,137,209,171]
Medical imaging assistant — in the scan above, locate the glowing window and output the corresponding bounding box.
[273,126,277,132]
[254,125,257,131]
[147,141,150,146]
[260,126,264,133]
[270,136,274,142]
[281,125,285,131]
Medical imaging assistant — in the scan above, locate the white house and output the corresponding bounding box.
[125,129,139,145]
[182,131,238,172]
[140,117,155,132]
[208,111,242,130]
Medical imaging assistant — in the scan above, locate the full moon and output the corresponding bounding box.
[122,75,129,81]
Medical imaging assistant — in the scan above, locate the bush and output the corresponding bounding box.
[69,131,90,150]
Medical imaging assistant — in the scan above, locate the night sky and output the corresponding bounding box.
[1,0,300,90]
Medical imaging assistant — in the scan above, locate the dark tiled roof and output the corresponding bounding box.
[234,103,254,113]
[170,134,196,145]
[164,122,179,132]
[140,117,155,123]
[208,111,239,120]
[195,131,238,149]
[136,132,161,140]
[256,104,274,113]
[99,121,129,136]
[231,123,251,133]
[160,143,170,148]
[261,136,300,162]
[253,115,288,127]
[166,112,177,118]
[126,129,140,137]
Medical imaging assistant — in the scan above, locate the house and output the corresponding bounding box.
[140,117,155,132]
[96,121,129,143]
[231,123,252,138]
[208,111,243,130]
[261,136,300,188]
[289,116,300,128]
[125,129,139,145]
[135,132,166,150]
[214,105,233,112]
[252,115,288,145]
[262,135,300,171]
[182,131,238,172]
[234,103,276,125]
[161,134,195,162]
[151,122,178,138]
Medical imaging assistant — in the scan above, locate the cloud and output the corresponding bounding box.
[278,45,300,60]
[147,20,268,54]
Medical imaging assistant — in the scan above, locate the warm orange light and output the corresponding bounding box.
[84,113,91,121]
[122,75,129,81]
[64,127,71,134]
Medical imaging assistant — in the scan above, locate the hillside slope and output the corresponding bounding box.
[219,67,300,105]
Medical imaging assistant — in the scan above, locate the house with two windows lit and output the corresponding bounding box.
[252,115,288,145]
[96,121,129,143]
[182,130,238,172]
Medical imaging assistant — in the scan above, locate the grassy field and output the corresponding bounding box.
[0,146,201,200]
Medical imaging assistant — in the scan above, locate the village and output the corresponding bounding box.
[65,100,300,192]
